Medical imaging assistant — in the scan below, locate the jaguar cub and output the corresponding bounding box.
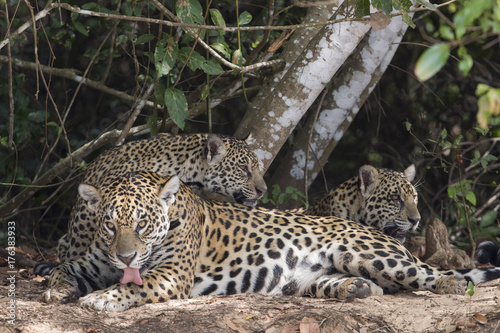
[295,165,419,242]
[43,172,500,312]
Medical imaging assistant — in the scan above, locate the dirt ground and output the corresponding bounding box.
[1,267,500,333]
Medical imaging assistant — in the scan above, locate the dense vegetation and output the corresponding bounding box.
[0,0,499,252]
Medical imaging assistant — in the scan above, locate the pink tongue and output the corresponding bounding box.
[120,267,143,285]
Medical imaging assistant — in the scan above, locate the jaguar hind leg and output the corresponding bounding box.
[307,275,383,300]
[435,275,468,294]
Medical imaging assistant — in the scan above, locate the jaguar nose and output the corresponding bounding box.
[256,185,267,197]
[408,217,421,227]
[117,252,137,266]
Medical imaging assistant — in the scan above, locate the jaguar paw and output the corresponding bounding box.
[337,277,383,300]
[435,275,468,294]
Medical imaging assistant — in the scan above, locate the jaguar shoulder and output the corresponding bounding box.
[36,133,266,274]
[294,164,420,242]
[42,171,500,311]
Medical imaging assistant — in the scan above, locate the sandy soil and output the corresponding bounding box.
[1,269,500,333]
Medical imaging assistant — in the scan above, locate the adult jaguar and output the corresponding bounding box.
[42,171,500,312]
[294,165,420,243]
[42,133,267,269]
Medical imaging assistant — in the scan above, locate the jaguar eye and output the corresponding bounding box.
[105,222,115,233]
[136,220,148,231]
[392,194,401,201]
[239,164,249,172]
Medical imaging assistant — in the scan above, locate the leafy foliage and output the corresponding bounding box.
[260,185,307,207]
[0,0,498,254]
[414,0,500,127]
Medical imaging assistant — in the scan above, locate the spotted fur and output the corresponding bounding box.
[294,165,420,242]
[42,172,500,312]
[35,133,266,277]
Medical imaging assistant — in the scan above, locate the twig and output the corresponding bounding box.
[4,1,14,149]
[116,83,155,146]
[304,87,329,203]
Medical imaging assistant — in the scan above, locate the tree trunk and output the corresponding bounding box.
[234,2,372,172]
[269,15,412,207]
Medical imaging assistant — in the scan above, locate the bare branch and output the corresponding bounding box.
[116,83,155,146]
[0,55,162,109]
[4,1,14,149]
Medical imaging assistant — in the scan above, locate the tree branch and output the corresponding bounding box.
[0,55,162,109]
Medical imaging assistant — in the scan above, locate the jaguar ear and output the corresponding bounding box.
[159,176,180,206]
[206,134,227,165]
[404,164,416,182]
[79,184,101,212]
[359,165,378,197]
[244,133,254,144]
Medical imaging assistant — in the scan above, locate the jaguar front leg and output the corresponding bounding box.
[43,249,121,304]
[79,262,195,311]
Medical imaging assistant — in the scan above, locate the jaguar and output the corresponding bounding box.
[35,133,266,275]
[294,165,420,242]
[42,171,500,312]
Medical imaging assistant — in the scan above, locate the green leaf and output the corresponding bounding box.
[466,281,474,296]
[404,121,412,131]
[211,41,231,60]
[28,110,46,123]
[480,210,498,228]
[416,0,436,11]
[414,44,450,81]
[439,25,455,40]
[124,3,133,16]
[453,0,494,39]
[372,0,393,16]
[154,35,178,78]
[440,128,448,140]
[465,190,476,206]
[164,88,188,130]
[201,84,210,100]
[178,47,205,71]
[393,0,415,28]
[210,8,226,36]
[47,121,62,136]
[484,154,499,162]
[136,34,155,45]
[82,3,99,10]
[238,11,252,25]
[147,114,158,136]
[272,184,281,196]
[447,186,457,199]
[154,83,165,107]
[200,59,224,75]
[476,84,500,128]
[73,21,89,36]
[232,49,243,66]
[355,0,370,16]
[176,0,204,24]
[401,13,416,29]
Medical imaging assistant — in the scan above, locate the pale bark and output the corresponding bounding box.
[269,15,412,203]
[234,2,372,171]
